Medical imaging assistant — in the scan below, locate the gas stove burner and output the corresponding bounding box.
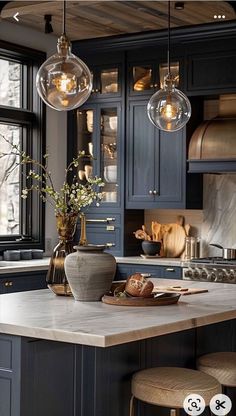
[183,259,236,283]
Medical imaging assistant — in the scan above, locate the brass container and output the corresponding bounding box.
[47,213,78,296]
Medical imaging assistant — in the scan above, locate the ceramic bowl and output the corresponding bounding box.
[104,165,117,183]
[141,241,161,256]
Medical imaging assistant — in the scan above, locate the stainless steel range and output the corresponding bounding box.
[183,257,236,283]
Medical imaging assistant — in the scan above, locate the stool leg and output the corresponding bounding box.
[170,410,180,416]
[129,395,135,416]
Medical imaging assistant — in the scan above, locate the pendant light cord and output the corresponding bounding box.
[167,0,171,76]
[63,0,66,35]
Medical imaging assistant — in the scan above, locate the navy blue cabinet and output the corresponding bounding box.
[115,263,182,280]
[126,99,187,209]
[0,271,47,294]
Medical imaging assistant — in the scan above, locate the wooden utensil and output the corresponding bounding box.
[153,286,208,296]
[162,216,187,257]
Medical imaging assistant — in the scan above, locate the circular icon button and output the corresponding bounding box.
[183,394,206,415]
[210,394,232,415]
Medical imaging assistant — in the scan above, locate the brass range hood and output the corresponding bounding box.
[188,94,236,173]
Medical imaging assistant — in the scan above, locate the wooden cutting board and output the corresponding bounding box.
[153,286,208,296]
[163,215,190,258]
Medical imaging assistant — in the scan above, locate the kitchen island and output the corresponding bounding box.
[0,279,236,416]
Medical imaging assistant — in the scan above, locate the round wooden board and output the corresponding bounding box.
[163,223,186,257]
[102,293,180,306]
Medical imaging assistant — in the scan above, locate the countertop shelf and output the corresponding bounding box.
[0,279,235,347]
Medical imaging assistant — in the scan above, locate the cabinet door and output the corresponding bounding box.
[90,64,121,99]
[75,105,97,180]
[187,50,236,93]
[127,100,158,206]
[98,103,121,206]
[128,62,155,96]
[157,129,184,205]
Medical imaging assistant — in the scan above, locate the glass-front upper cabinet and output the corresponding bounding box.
[90,65,121,98]
[76,108,95,181]
[100,107,119,204]
[129,60,180,95]
[75,104,120,205]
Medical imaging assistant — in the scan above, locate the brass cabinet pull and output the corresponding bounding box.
[106,243,115,247]
[86,218,115,223]
[165,268,175,272]
[4,281,13,287]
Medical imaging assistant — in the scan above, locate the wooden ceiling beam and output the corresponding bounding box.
[1,1,61,18]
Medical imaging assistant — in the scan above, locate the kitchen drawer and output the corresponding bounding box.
[130,265,164,277]
[85,226,121,254]
[84,213,121,226]
[0,271,47,294]
[163,266,182,279]
[115,263,182,281]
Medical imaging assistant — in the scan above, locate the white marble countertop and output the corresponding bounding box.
[0,279,235,348]
[0,258,50,274]
[0,256,184,275]
[115,256,184,266]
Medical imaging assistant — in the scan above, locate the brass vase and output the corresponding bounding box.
[47,213,79,296]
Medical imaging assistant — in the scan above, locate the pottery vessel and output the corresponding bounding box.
[141,240,161,256]
[65,245,116,301]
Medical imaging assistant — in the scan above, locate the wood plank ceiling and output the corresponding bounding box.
[1,1,235,41]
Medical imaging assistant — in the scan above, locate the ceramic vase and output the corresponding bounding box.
[64,245,116,301]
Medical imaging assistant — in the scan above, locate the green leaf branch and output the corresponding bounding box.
[0,134,104,215]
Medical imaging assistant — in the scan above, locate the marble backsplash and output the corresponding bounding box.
[145,174,236,257]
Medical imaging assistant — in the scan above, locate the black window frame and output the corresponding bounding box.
[0,40,46,253]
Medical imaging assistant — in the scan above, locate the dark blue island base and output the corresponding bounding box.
[0,320,235,416]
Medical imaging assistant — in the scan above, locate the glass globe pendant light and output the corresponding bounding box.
[147,1,191,132]
[36,1,92,111]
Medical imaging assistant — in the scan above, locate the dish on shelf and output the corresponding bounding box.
[104,165,117,183]
[86,110,93,133]
[104,83,118,93]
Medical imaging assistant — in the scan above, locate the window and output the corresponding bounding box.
[0,41,45,251]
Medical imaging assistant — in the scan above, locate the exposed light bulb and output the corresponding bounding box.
[36,1,92,112]
[147,75,191,132]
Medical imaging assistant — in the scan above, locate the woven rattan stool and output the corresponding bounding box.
[197,352,236,389]
[130,367,221,416]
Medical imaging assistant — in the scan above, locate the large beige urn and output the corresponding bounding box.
[64,245,116,301]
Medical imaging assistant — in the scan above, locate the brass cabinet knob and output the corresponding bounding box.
[9,281,13,286]
[150,84,154,88]
[154,83,158,88]
[149,190,153,195]
[153,190,158,195]
[92,89,95,93]
[95,88,100,93]
[4,282,9,287]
